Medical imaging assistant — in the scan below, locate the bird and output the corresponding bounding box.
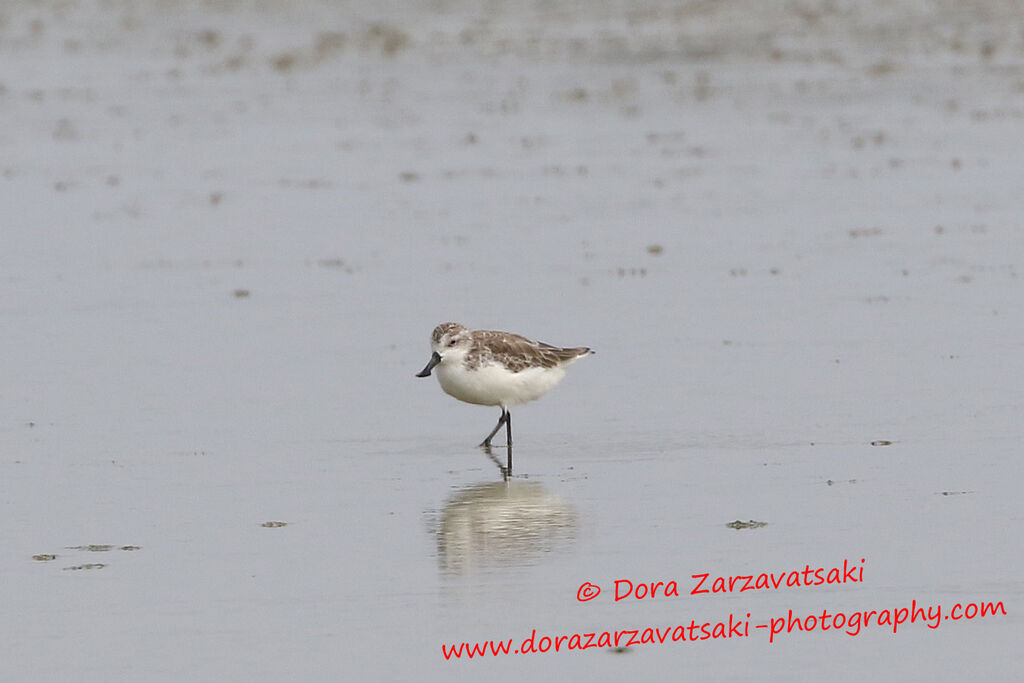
[416,322,593,447]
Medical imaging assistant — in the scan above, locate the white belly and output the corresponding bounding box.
[436,362,567,408]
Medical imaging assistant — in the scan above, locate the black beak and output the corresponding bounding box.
[416,351,442,377]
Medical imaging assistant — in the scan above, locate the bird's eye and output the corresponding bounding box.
[448,339,457,347]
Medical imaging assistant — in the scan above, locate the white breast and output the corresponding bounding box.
[435,362,568,408]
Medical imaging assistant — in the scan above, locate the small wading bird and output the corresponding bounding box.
[416,323,593,449]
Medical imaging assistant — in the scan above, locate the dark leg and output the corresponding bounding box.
[505,411,513,473]
[480,408,508,448]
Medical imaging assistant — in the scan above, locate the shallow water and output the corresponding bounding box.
[2,0,1022,680]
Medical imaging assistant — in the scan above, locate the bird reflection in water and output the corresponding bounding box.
[437,478,577,574]
[482,443,513,480]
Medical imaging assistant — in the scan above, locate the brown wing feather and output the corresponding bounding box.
[469,331,591,372]
[537,340,592,362]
